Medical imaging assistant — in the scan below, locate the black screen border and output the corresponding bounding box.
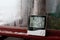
[28,15,46,30]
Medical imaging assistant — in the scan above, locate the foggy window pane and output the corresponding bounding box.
[0,0,21,25]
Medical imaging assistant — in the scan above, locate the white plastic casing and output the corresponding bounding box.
[27,30,46,36]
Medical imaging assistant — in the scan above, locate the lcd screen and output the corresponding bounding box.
[28,16,46,30]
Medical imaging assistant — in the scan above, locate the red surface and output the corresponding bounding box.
[0,26,27,33]
[0,26,60,40]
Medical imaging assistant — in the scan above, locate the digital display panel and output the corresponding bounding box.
[28,16,46,30]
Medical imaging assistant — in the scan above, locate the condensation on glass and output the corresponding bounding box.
[46,0,60,29]
[0,0,45,27]
[46,0,58,13]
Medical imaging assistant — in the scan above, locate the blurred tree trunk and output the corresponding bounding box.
[32,0,46,15]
